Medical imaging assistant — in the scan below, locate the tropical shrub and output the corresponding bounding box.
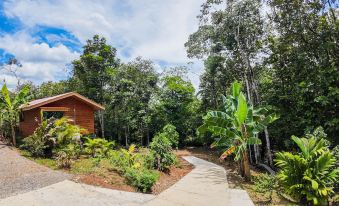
[21,117,84,157]
[49,117,85,147]
[84,137,115,157]
[332,145,339,191]
[275,130,338,205]
[198,81,278,180]
[21,119,56,157]
[160,124,179,149]
[109,144,141,172]
[254,173,279,202]
[124,167,159,193]
[55,150,73,169]
[149,133,176,171]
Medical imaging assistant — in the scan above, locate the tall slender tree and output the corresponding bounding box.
[72,35,120,137]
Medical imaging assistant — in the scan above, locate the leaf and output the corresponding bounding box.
[1,84,12,109]
[208,126,236,138]
[247,137,262,145]
[13,85,30,107]
[231,81,241,97]
[235,92,248,125]
[291,135,309,158]
[220,146,236,159]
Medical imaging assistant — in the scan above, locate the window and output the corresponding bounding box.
[42,111,64,120]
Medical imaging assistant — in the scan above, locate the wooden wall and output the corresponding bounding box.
[19,96,95,137]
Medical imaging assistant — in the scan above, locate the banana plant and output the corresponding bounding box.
[198,81,278,180]
[0,84,30,146]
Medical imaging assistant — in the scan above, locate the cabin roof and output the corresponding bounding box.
[20,92,105,111]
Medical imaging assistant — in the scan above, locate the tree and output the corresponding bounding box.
[198,81,277,180]
[186,0,275,164]
[153,72,200,145]
[72,35,120,137]
[106,57,158,145]
[0,84,30,146]
[261,0,339,146]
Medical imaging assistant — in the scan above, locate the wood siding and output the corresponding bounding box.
[19,96,95,137]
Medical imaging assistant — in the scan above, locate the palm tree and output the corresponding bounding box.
[198,81,277,180]
[0,84,30,146]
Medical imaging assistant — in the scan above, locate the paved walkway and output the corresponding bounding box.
[145,156,253,206]
[0,155,254,206]
[0,180,155,206]
[0,143,71,199]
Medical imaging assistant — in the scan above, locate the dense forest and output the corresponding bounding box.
[1,0,338,167]
[0,0,338,204]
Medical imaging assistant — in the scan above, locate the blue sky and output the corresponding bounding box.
[0,0,204,89]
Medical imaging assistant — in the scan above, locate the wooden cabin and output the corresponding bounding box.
[19,92,105,137]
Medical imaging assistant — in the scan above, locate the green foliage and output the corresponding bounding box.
[84,137,115,157]
[275,129,338,205]
[160,124,179,149]
[124,167,159,193]
[254,173,279,202]
[149,133,176,171]
[21,119,56,157]
[21,117,83,157]
[0,83,30,146]
[104,57,158,145]
[108,145,159,192]
[199,81,277,179]
[152,73,201,146]
[72,35,119,105]
[49,117,85,146]
[333,146,339,191]
[260,0,339,146]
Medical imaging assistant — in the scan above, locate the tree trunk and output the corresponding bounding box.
[99,111,105,138]
[125,127,128,147]
[11,123,16,146]
[264,127,273,166]
[146,127,150,146]
[238,160,244,177]
[243,151,251,181]
[248,145,253,164]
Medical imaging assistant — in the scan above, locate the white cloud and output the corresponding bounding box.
[2,0,204,88]
[0,32,79,88]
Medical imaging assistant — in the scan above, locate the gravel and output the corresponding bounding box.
[0,143,72,199]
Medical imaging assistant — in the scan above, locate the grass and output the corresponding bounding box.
[70,158,98,174]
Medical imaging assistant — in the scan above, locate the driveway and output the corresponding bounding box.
[0,143,254,206]
[0,143,71,198]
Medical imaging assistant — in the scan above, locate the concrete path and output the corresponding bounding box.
[144,156,254,206]
[0,155,254,206]
[0,180,155,206]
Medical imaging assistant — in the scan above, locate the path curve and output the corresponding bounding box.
[144,156,254,206]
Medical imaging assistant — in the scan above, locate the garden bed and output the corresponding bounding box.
[21,150,193,195]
